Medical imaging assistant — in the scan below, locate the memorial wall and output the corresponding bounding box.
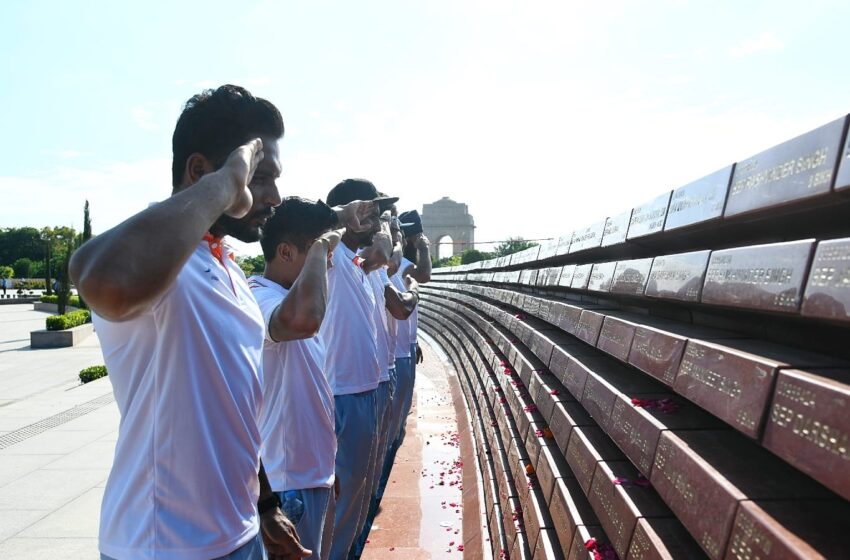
[419,115,850,559]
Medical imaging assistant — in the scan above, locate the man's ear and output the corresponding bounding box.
[276,242,294,263]
[182,153,216,188]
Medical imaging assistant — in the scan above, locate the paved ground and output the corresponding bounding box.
[0,304,481,559]
[0,304,117,558]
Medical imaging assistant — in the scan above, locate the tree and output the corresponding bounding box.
[13,258,33,278]
[432,254,462,268]
[78,201,93,309]
[0,266,13,280]
[236,255,265,277]
[57,238,74,315]
[493,237,538,257]
[40,226,77,295]
[0,227,44,265]
[460,249,493,264]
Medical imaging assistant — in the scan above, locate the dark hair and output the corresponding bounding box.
[326,178,379,207]
[172,84,284,187]
[260,197,337,261]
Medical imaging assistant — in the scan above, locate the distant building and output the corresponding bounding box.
[421,197,475,258]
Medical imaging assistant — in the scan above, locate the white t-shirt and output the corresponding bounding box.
[368,269,393,378]
[400,257,419,345]
[319,243,380,395]
[93,238,264,560]
[249,276,336,491]
[389,268,411,358]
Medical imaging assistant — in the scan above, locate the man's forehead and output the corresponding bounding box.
[258,136,282,177]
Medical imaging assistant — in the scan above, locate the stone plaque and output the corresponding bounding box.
[568,526,609,560]
[645,250,711,302]
[650,431,828,560]
[537,238,561,261]
[549,476,600,556]
[555,233,574,258]
[536,444,569,509]
[588,461,672,558]
[549,301,585,335]
[580,360,663,432]
[725,116,846,217]
[587,262,617,292]
[571,264,593,289]
[627,191,672,240]
[549,401,595,454]
[570,220,606,253]
[674,339,844,438]
[664,165,733,231]
[608,392,723,476]
[725,499,850,560]
[611,258,654,295]
[628,518,709,560]
[541,266,563,287]
[628,326,688,386]
[566,426,626,494]
[561,355,605,401]
[801,237,850,322]
[559,264,577,288]
[702,240,815,313]
[601,209,633,247]
[597,315,637,362]
[762,368,850,501]
[575,310,606,346]
[534,528,565,560]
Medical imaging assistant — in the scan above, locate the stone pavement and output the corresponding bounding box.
[0,303,117,558]
[0,304,482,559]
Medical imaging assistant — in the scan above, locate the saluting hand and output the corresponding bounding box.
[222,138,264,219]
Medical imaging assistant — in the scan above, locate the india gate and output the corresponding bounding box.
[420,196,475,257]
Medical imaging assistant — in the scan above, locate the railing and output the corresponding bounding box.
[419,114,850,559]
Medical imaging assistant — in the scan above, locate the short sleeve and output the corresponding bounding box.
[252,286,285,343]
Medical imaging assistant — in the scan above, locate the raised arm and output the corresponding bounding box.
[409,234,431,284]
[384,275,419,320]
[267,230,341,342]
[70,139,263,322]
[360,218,394,274]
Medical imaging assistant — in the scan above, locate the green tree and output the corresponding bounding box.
[460,249,493,264]
[493,237,537,257]
[13,257,33,278]
[432,254,462,268]
[57,238,74,315]
[78,201,93,309]
[237,255,265,277]
[0,266,13,280]
[0,227,44,265]
[41,226,77,295]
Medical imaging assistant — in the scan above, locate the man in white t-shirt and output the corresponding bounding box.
[393,211,431,448]
[249,197,344,560]
[70,85,378,560]
[320,179,403,560]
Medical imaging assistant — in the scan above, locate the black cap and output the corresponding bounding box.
[398,210,423,236]
[326,178,397,208]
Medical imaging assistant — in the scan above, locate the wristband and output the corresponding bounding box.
[258,493,281,515]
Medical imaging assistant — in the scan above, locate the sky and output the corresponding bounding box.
[2,0,850,257]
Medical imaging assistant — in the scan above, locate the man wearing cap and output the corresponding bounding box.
[70,85,377,560]
[352,209,420,558]
[392,210,431,449]
[321,179,397,559]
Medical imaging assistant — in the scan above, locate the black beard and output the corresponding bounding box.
[212,208,273,243]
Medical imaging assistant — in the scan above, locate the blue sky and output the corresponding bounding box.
[2,0,849,257]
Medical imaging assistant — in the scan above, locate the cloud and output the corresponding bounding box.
[0,158,171,233]
[728,32,784,57]
[56,149,85,159]
[131,105,159,130]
